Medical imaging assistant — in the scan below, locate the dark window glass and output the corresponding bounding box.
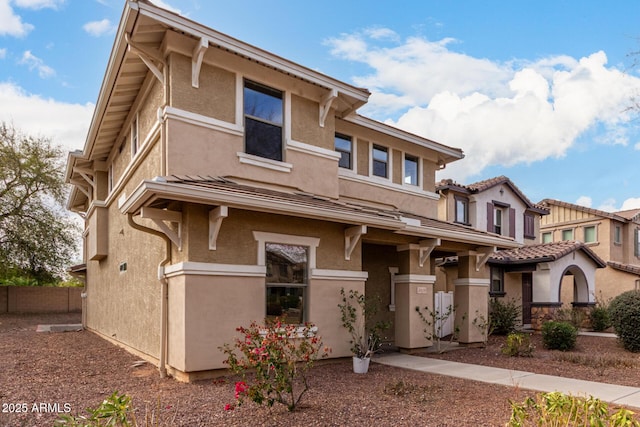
[335,134,352,169]
[372,145,388,178]
[455,197,469,224]
[404,155,418,185]
[244,81,283,161]
[490,267,504,295]
[266,243,308,324]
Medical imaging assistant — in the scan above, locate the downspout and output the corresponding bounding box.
[127,213,171,378]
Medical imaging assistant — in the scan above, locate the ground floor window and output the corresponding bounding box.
[490,267,505,296]
[266,243,308,324]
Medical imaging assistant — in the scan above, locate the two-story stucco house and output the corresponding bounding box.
[539,199,640,304]
[436,177,605,329]
[65,0,520,381]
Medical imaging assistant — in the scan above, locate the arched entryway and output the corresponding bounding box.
[558,264,592,307]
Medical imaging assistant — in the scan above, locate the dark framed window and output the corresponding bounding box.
[494,207,503,235]
[454,196,469,224]
[404,154,419,185]
[244,80,283,162]
[265,243,308,324]
[335,133,352,169]
[524,213,535,239]
[372,144,388,178]
[490,267,505,296]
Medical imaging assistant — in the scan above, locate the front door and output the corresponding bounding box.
[522,273,533,325]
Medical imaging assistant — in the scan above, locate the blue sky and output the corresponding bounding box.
[1,0,639,211]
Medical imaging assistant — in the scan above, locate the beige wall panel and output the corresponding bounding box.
[356,138,369,176]
[167,275,186,370]
[392,149,402,185]
[139,80,163,136]
[169,53,235,122]
[291,95,333,151]
[595,268,639,303]
[308,279,366,358]
[339,178,437,218]
[422,159,437,192]
[363,244,398,343]
[394,281,433,349]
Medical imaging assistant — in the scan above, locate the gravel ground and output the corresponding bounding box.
[1,313,638,426]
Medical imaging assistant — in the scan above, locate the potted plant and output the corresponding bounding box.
[338,288,390,373]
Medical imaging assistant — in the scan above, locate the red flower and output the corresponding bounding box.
[224,403,234,411]
[235,381,249,398]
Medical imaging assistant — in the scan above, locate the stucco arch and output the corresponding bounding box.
[557,264,592,304]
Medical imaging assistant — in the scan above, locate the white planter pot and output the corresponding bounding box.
[352,356,371,374]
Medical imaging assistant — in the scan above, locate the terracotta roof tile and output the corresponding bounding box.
[489,241,606,267]
[607,261,640,276]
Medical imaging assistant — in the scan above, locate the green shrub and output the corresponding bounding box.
[501,332,534,357]
[609,290,640,352]
[541,321,577,351]
[508,391,640,426]
[489,298,521,335]
[590,305,611,332]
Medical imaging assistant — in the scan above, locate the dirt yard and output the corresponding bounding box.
[1,313,638,426]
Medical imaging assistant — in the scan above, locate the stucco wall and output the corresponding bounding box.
[0,286,82,313]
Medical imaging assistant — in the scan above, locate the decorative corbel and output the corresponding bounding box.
[192,37,209,88]
[69,179,91,199]
[319,88,337,128]
[345,225,367,260]
[419,238,441,267]
[476,246,496,271]
[208,205,228,250]
[140,207,182,250]
[125,33,165,84]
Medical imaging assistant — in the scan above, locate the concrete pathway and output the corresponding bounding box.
[374,352,640,409]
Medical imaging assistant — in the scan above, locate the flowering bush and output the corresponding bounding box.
[220,317,330,412]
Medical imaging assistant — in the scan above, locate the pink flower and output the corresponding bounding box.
[235,381,249,398]
[224,403,234,411]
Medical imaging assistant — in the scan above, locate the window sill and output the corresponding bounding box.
[489,292,506,298]
[237,152,292,173]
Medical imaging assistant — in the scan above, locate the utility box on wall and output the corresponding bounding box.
[88,206,108,260]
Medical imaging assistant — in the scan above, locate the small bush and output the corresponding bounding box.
[489,298,521,335]
[541,321,577,351]
[501,332,534,357]
[590,305,611,332]
[609,290,640,352]
[507,391,640,426]
[553,307,585,329]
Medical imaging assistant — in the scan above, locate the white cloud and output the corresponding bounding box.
[576,196,592,208]
[0,82,93,151]
[621,198,640,211]
[19,50,55,78]
[83,18,114,37]
[0,48,6,59]
[326,29,640,182]
[0,0,34,37]
[635,142,640,150]
[13,0,65,9]
[597,198,618,212]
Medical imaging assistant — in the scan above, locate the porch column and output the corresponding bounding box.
[455,251,490,345]
[394,244,435,350]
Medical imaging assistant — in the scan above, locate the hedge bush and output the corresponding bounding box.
[489,298,521,335]
[608,290,640,352]
[541,321,577,351]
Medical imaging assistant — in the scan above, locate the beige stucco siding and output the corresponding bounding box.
[291,94,333,151]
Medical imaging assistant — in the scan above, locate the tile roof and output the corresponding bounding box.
[615,209,640,221]
[488,240,606,267]
[437,175,548,214]
[538,199,630,222]
[607,261,640,276]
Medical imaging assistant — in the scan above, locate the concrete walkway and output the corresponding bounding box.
[374,352,640,409]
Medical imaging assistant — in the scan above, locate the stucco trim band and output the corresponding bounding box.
[394,274,436,284]
[287,139,341,161]
[163,262,266,278]
[338,170,440,201]
[310,269,369,281]
[453,278,490,287]
[163,106,243,136]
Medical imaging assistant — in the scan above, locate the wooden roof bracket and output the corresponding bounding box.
[125,33,165,84]
[419,238,441,267]
[192,37,209,88]
[319,88,337,128]
[208,205,228,250]
[140,207,182,250]
[476,246,497,271]
[345,225,367,260]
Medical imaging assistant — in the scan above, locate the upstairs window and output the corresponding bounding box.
[635,229,640,257]
[372,145,388,178]
[542,232,553,243]
[454,196,469,224]
[614,225,622,245]
[404,154,419,186]
[244,80,283,162]
[583,225,596,243]
[494,207,503,235]
[335,133,352,169]
[562,229,574,241]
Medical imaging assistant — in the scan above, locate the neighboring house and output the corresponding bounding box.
[539,199,640,304]
[65,1,519,380]
[436,177,605,329]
